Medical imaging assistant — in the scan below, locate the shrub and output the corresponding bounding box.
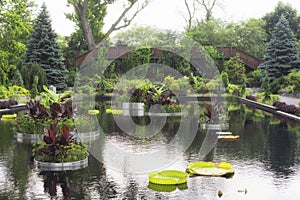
[287,70,300,93]
[273,101,300,115]
[246,95,256,101]
[0,99,18,109]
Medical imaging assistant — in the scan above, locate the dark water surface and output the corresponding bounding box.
[0,102,299,200]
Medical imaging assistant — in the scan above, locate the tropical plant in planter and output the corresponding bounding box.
[32,120,89,163]
[14,101,75,134]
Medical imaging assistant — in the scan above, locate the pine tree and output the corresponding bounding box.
[24,3,67,90]
[259,16,300,80]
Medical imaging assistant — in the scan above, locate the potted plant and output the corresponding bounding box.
[32,120,89,170]
[13,100,75,143]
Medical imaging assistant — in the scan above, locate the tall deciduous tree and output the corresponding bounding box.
[259,17,300,80]
[262,1,300,40]
[24,3,67,90]
[0,0,34,85]
[183,0,222,29]
[67,0,151,50]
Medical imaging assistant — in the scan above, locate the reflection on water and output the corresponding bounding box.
[0,101,299,199]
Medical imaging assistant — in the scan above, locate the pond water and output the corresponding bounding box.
[0,101,300,200]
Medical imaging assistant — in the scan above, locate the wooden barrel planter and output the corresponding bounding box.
[34,157,88,171]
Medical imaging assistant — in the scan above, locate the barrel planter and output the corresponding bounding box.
[14,130,100,144]
[13,132,43,144]
[115,102,145,116]
[34,157,88,171]
[77,130,100,141]
[117,102,144,110]
[145,112,183,117]
[199,123,229,130]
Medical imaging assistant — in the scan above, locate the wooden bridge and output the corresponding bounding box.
[216,47,263,70]
[75,46,263,71]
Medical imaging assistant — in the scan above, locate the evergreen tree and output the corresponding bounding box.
[24,3,67,90]
[224,54,246,85]
[21,62,47,92]
[259,16,300,80]
[30,76,39,99]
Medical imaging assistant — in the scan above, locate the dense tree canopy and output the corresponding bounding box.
[187,18,267,59]
[0,0,34,85]
[262,1,300,40]
[113,25,180,47]
[24,3,67,90]
[259,17,300,80]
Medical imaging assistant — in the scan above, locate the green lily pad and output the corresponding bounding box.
[148,182,188,192]
[186,161,234,178]
[148,170,188,185]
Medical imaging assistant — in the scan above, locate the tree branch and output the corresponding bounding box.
[98,0,150,46]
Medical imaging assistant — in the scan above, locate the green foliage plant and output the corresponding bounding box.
[30,76,39,99]
[0,85,30,99]
[287,70,300,93]
[39,85,72,108]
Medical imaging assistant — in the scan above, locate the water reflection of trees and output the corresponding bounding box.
[0,121,33,199]
[186,102,299,180]
[65,156,118,199]
[266,124,298,178]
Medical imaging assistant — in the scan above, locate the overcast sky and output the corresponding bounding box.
[34,0,300,36]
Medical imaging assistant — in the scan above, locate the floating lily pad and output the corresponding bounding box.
[148,170,188,185]
[1,113,17,119]
[186,161,234,177]
[148,182,187,192]
[88,110,99,115]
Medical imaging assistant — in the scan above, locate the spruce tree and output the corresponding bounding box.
[259,16,300,80]
[24,3,67,90]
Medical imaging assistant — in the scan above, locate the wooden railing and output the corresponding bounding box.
[75,46,263,70]
[216,47,263,70]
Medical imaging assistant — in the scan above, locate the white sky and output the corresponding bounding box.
[34,0,300,36]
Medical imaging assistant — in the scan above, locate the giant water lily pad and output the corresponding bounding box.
[186,161,234,177]
[148,170,188,185]
[148,182,187,192]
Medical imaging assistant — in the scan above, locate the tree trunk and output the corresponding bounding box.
[74,0,96,50]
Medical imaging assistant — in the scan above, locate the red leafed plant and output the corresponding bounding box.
[33,120,89,163]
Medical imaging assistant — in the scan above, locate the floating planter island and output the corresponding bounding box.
[34,157,88,171]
